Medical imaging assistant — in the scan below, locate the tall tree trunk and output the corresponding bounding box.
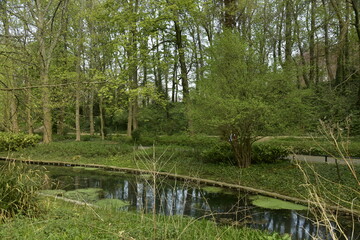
[351,0,360,43]
[322,0,334,82]
[172,50,178,103]
[294,8,309,88]
[75,87,81,141]
[89,89,95,135]
[127,102,133,137]
[25,73,33,134]
[308,0,316,87]
[9,91,19,133]
[2,0,19,133]
[284,0,293,66]
[41,69,52,144]
[174,20,189,102]
[31,0,68,143]
[126,0,139,137]
[223,0,236,29]
[99,96,105,140]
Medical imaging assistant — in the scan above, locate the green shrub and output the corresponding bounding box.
[0,132,41,151]
[148,134,220,148]
[201,141,289,165]
[0,161,47,220]
[200,142,235,165]
[252,143,289,163]
[131,129,141,143]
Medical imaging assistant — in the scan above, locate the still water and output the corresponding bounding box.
[34,164,359,240]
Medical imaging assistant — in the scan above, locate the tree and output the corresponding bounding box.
[191,31,289,168]
[27,0,68,143]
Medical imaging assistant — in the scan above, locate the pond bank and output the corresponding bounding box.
[1,156,358,217]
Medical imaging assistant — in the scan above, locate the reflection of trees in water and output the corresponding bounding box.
[51,170,356,240]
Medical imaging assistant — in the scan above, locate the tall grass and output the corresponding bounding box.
[0,161,48,220]
[296,120,360,240]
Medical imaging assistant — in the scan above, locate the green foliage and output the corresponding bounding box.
[0,132,41,151]
[192,31,276,137]
[152,134,220,148]
[252,143,289,164]
[249,195,308,210]
[0,199,290,240]
[131,128,141,143]
[63,188,104,203]
[138,102,188,135]
[201,141,289,165]
[191,31,301,167]
[0,162,47,220]
[261,137,360,157]
[200,141,235,165]
[95,199,130,209]
[3,141,133,160]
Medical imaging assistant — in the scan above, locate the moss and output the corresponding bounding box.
[95,199,130,209]
[84,167,99,171]
[202,186,224,194]
[63,188,103,203]
[72,166,85,172]
[40,189,66,197]
[250,195,308,210]
[139,174,152,179]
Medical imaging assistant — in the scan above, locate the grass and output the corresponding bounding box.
[0,197,290,240]
[0,161,47,220]
[263,136,360,157]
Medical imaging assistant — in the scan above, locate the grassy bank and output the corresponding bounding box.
[0,197,288,240]
[2,138,359,211]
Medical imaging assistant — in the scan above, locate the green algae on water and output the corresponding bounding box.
[250,195,308,210]
[40,189,66,196]
[63,188,104,203]
[202,186,224,194]
[96,199,130,209]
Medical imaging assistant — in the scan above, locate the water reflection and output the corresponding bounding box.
[48,166,359,240]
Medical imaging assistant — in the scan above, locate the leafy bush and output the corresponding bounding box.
[252,143,289,163]
[200,142,235,165]
[0,132,41,151]
[131,129,141,143]
[201,141,289,165]
[0,161,47,220]
[148,134,220,148]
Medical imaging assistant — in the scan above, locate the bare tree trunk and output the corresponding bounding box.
[89,89,95,135]
[172,50,178,103]
[2,0,19,133]
[308,0,316,87]
[231,137,252,168]
[127,101,133,137]
[99,96,105,140]
[31,0,68,143]
[75,89,81,141]
[41,71,52,144]
[9,91,19,133]
[322,0,334,82]
[26,74,33,134]
[174,20,189,102]
[284,0,293,66]
[223,0,236,29]
[351,0,360,43]
[126,0,139,137]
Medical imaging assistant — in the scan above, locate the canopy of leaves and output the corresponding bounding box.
[191,31,288,140]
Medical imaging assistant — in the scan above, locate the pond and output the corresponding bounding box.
[32,164,358,240]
